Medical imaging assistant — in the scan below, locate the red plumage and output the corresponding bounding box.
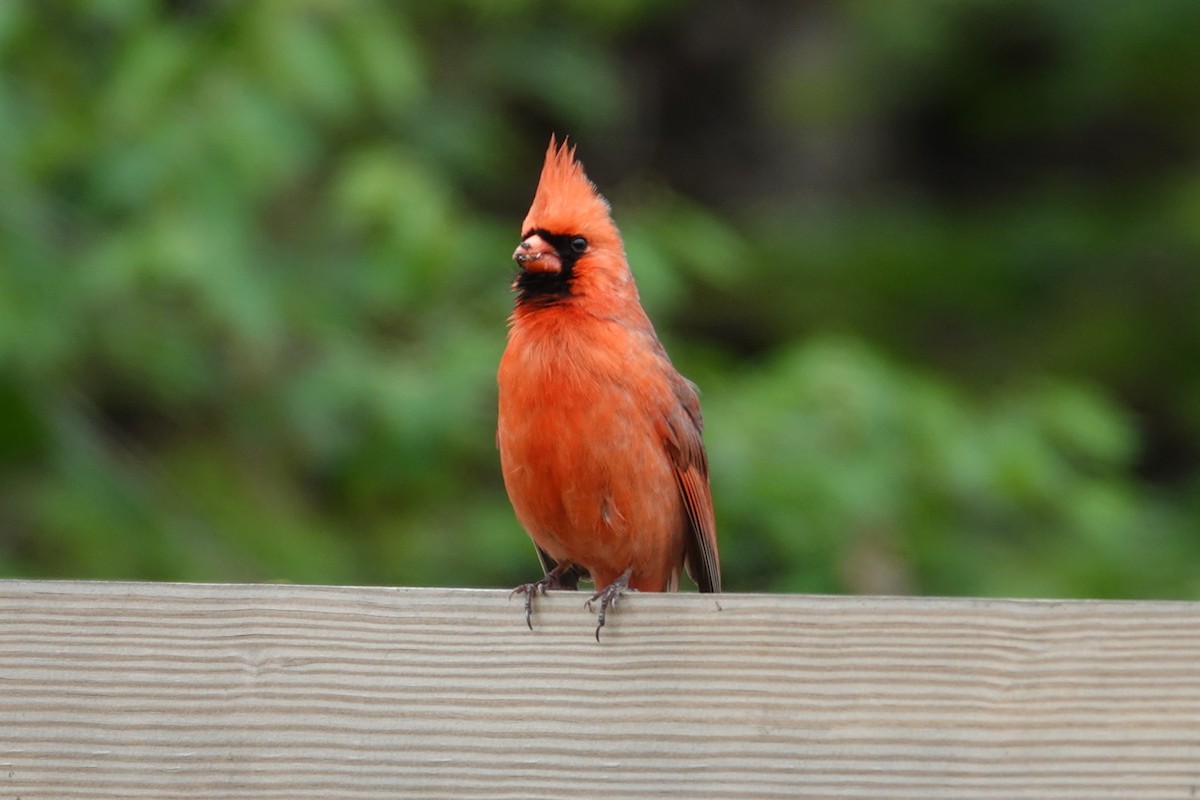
[497,137,720,635]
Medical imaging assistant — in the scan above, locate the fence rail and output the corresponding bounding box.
[2,580,1198,798]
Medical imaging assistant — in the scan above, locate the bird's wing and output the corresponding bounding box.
[661,374,721,593]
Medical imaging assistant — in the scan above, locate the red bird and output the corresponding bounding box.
[498,136,720,638]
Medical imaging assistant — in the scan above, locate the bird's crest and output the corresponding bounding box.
[521,135,614,239]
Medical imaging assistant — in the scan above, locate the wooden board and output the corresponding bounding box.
[2,581,1198,798]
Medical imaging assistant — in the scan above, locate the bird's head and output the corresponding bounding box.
[512,136,632,309]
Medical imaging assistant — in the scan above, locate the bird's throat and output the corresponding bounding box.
[514,266,575,307]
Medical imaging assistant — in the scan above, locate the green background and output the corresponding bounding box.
[2,1,1197,598]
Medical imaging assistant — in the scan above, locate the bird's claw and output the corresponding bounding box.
[585,568,634,641]
[509,581,546,630]
[510,562,577,630]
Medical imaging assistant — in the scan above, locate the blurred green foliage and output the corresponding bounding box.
[1,1,1197,598]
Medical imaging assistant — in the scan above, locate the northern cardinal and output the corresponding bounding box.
[498,136,720,638]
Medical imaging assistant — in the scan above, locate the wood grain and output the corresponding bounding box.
[1,581,1198,799]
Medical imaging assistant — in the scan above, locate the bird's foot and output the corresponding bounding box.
[510,562,576,630]
[585,568,635,642]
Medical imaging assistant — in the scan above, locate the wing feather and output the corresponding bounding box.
[661,374,721,593]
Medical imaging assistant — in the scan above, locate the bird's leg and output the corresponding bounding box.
[510,561,577,630]
[586,567,635,642]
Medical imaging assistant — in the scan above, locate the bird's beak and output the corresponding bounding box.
[513,234,562,274]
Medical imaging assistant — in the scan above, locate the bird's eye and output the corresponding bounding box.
[570,237,588,253]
